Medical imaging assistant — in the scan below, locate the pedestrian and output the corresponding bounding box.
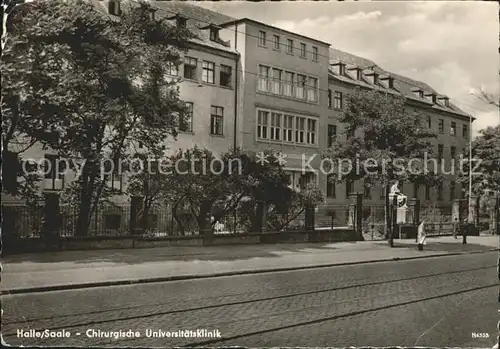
[462,218,468,245]
[452,217,459,239]
[417,219,426,251]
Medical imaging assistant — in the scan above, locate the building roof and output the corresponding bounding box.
[153,1,238,54]
[218,18,331,46]
[328,48,471,119]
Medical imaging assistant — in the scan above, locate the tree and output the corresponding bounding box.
[323,88,440,245]
[458,125,500,197]
[2,0,194,235]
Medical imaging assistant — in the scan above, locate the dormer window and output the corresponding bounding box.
[380,75,394,89]
[148,9,156,21]
[339,63,346,75]
[210,27,219,41]
[108,0,121,16]
[438,96,450,107]
[425,93,437,104]
[177,16,187,29]
[331,62,346,76]
[200,24,221,42]
[365,71,379,85]
[412,88,425,98]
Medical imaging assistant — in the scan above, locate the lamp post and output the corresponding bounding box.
[468,113,473,223]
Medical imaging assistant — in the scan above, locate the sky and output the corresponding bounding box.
[196,0,499,137]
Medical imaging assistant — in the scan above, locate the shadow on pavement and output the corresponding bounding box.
[2,243,343,265]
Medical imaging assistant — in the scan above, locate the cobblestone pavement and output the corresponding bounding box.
[2,251,497,347]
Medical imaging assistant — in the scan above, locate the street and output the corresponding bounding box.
[1,251,497,347]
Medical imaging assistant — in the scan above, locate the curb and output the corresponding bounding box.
[1,248,497,296]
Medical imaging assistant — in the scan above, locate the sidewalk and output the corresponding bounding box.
[1,236,497,294]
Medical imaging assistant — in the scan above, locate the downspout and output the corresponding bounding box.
[233,23,239,151]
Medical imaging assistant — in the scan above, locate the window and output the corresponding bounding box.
[307,118,316,145]
[108,0,121,16]
[44,154,61,180]
[202,61,215,84]
[427,115,432,129]
[425,185,431,200]
[300,43,306,57]
[462,124,469,138]
[258,65,270,92]
[327,124,337,147]
[312,46,318,61]
[295,117,305,143]
[450,121,456,136]
[166,61,178,76]
[283,115,293,142]
[306,77,318,102]
[380,186,386,199]
[450,181,456,201]
[210,106,223,135]
[295,74,306,99]
[283,71,294,97]
[413,183,420,198]
[339,64,346,75]
[346,180,353,198]
[461,182,466,199]
[219,64,232,87]
[438,119,444,134]
[258,30,266,46]
[328,89,332,108]
[271,68,282,94]
[356,69,363,81]
[179,102,193,132]
[450,146,456,162]
[257,110,269,139]
[364,183,371,198]
[438,144,444,164]
[333,91,343,109]
[183,57,197,80]
[327,174,336,198]
[287,39,294,54]
[270,113,281,141]
[209,28,218,41]
[273,35,280,50]
[438,182,443,201]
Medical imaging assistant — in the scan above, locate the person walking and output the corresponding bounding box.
[417,219,426,251]
[462,218,468,244]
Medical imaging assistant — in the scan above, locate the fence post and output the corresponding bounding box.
[495,195,499,236]
[130,196,144,235]
[389,195,397,247]
[305,204,315,232]
[355,193,363,240]
[413,198,421,242]
[42,192,61,248]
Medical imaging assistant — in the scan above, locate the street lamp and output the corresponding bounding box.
[468,113,473,223]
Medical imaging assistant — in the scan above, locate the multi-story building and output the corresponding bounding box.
[3,0,474,219]
[325,48,473,209]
